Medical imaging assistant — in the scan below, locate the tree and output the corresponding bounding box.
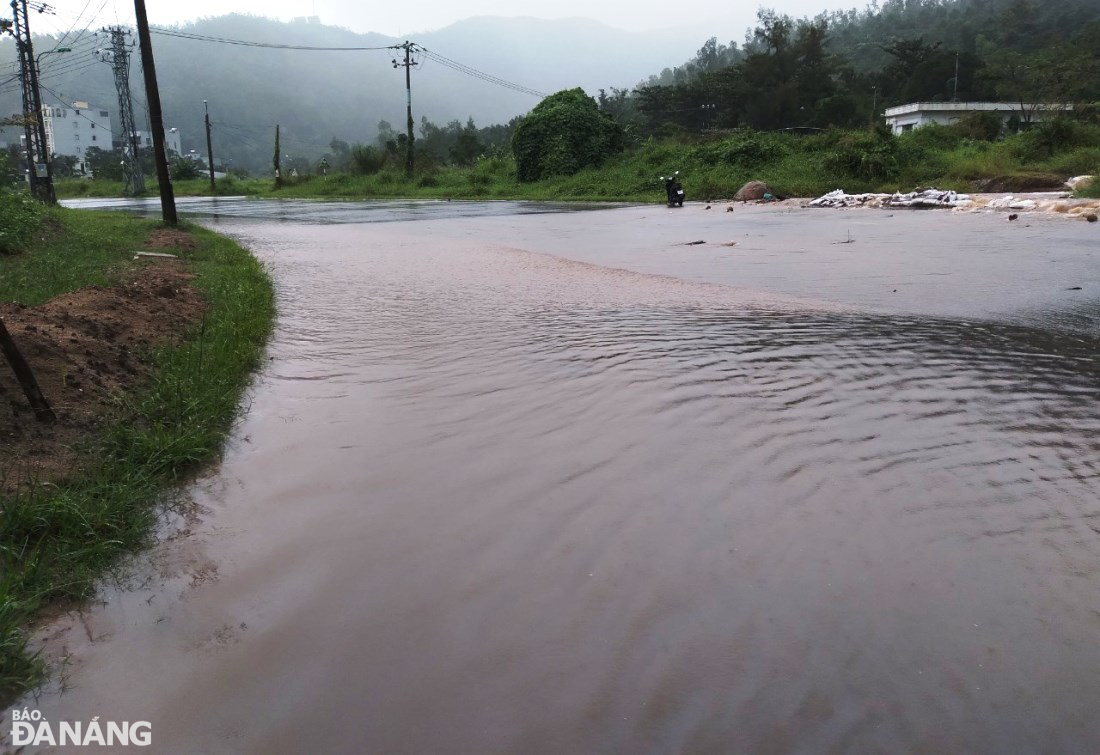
[449,120,483,167]
[511,88,624,182]
[83,147,125,181]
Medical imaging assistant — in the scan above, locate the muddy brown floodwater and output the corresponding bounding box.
[9,199,1100,753]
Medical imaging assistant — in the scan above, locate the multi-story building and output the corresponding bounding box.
[134,127,183,157]
[42,100,112,173]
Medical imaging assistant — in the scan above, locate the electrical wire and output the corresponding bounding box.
[417,47,546,97]
[148,27,399,51]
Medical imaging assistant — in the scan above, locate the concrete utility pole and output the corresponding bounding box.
[133,0,177,225]
[393,41,417,176]
[953,52,960,102]
[7,0,56,203]
[97,26,145,195]
[204,100,215,192]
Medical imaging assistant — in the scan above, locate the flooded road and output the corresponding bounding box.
[16,199,1100,752]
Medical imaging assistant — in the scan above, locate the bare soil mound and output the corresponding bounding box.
[1,260,206,489]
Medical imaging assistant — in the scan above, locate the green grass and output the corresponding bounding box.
[0,206,275,704]
[53,123,1100,204]
[0,208,151,305]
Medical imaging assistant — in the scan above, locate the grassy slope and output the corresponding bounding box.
[54,126,1100,203]
[0,207,274,703]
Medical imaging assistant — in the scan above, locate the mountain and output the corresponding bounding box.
[0,14,708,171]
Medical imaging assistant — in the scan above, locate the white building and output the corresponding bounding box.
[134,128,183,157]
[42,101,112,173]
[884,101,1073,135]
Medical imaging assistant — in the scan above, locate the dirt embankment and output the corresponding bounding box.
[1,229,207,490]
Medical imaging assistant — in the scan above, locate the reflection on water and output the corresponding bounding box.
[18,210,1100,753]
[60,195,626,224]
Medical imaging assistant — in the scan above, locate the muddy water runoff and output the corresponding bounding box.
[21,199,1100,752]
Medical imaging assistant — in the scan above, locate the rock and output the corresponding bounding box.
[1086,214,1098,223]
[734,181,771,201]
[726,206,734,212]
[1008,214,1018,221]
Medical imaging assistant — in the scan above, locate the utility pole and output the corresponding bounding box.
[392,41,417,176]
[204,100,215,192]
[953,52,960,102]
[7,0,56,203]
[0,318,56,423]
[133,0,176,225]
[97,26,145,195]
[273,124,281,188]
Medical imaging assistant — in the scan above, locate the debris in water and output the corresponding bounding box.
[684,240,706,246]
[1008,214,1018,221]
[1086,214,1098,223]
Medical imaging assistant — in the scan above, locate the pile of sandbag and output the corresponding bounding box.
[808,190,890,208]
[888,188,972,208]
[809,188,972,209]
[985,196,1039,210]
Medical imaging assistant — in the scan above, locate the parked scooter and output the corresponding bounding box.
[660,171,685,207]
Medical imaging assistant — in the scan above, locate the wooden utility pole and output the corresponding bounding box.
[204,99,214,193]
[133,0,177,225]
[0,318,55,423]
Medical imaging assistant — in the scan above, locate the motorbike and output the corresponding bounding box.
[660,171,685,207]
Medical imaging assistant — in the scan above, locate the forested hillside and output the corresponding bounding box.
[633,0,1100,135]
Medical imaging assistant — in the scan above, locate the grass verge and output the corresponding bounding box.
[0,206,274,704]
[53,123,1099,203]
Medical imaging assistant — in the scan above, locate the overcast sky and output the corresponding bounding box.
[42,0,866,40]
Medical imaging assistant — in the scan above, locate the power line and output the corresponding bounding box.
[417,47,547,97]
[148,27,398,51]
[140,28,545,97]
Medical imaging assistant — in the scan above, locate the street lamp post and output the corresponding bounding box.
[31,47,71,201]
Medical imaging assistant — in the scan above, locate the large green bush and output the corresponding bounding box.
[511,88,624,182]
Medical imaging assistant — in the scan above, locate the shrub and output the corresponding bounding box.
[695,131,791,168]
[0,190,44,256]
[823,129,899,182]
[511,88,624,182]
[170,157,200,181]
[350,144,386,175]
[952,112,1003,141]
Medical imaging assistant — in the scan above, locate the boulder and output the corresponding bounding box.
[733,180,772,201]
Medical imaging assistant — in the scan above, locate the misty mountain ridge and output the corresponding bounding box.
[1,14,708,170]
